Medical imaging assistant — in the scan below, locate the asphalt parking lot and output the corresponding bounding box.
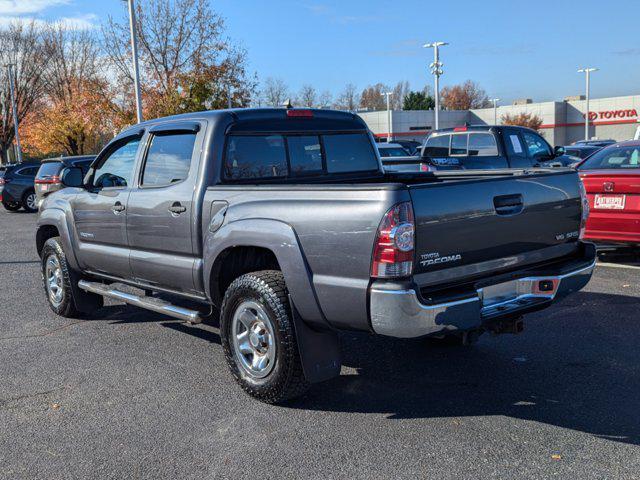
[1,208,639,479]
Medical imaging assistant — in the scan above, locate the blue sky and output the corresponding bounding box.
[4,0,639,103]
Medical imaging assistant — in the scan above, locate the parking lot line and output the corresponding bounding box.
[597,261,640,271]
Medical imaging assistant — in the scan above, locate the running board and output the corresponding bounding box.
[78,280,202,324]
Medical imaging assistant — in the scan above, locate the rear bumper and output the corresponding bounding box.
[369,243,596,338]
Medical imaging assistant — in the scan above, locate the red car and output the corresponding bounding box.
[577,140,640,247]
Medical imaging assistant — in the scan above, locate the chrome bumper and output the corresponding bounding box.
[369,259,596,338]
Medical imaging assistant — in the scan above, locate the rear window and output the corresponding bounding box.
[224,132,378,180]
[578,146,640,170]
[37,162,63,178]
[378,147,409,158]
[423,134,450,157]
[17,167,39,176]
[468,133,499,156]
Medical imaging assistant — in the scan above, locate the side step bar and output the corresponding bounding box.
[78,280,202,324]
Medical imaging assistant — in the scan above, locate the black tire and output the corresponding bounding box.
[22,189,37,213]
[220,270,309,404]
[41,237,103,317]
[2,199,21,212]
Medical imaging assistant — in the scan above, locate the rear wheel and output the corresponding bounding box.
[220,270,309,404]
[2,199,21,211]
[22,189,37,212]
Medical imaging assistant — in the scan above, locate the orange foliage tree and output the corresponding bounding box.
[22,79,117,157]
[501,112,543,131]
[440,80,491,110]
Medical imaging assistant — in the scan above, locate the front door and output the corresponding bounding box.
[72,136,142,278]
[126,123,202,294]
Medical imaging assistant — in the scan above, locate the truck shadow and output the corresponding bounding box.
[292,290,640,445]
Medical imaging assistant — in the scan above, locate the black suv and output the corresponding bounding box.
[419,125,574,170]
[0,162,41,212]
[34,156,94,209]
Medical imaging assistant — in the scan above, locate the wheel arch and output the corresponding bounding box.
[203,218,328,329]
[36,208,81,271]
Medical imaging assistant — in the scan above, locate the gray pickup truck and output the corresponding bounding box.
[36,108,596,403]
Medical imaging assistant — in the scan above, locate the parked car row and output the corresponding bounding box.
[0,156,94,213]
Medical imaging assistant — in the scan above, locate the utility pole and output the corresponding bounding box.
[578,67,598,141]
[6,64,22,163]
[125,0,143,123]
[381,91,393,142]
[491,98,500,125]
[424,41,448,130]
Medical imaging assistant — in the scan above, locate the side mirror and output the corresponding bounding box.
[554,146,565,157]
[60,167,84,188]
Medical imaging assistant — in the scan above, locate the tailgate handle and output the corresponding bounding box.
[493,194,524,216]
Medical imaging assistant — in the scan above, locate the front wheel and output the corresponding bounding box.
[220,270,309,404]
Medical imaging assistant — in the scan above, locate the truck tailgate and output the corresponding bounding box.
[409,171,583,283]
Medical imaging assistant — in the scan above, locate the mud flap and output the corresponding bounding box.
[289,296,341,383]
[70,270,103,314]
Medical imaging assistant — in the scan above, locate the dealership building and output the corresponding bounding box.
[359,94,640,146]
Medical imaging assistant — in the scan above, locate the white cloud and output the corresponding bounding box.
[0,0,70,15]
[0,13,97,30]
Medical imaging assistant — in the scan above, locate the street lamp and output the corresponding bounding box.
[124,0,143,123]
[5,64,22,163]
[491,98,500,125]
[423,41,448,130]
[381,91,393,142]
[577,67,598,141]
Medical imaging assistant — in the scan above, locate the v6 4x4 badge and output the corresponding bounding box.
[420,252,463,267]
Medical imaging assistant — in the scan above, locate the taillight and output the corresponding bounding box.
[371,202,415,278]
[286,109,313,118]
[420,163,431,172]
[35,176,61,185]
[0,177,4,185]
[578,180,590,239]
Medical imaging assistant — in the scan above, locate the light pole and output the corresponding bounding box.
[423,41,448,130]
[578,67,598,141]
[6,64,22,163]
[381,91,393,142]
[491,98,500,125]
[125,0,143,123]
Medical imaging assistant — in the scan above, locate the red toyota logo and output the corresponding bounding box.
[603,181,615,192]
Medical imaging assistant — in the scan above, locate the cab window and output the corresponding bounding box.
[468,133,499,156]
[522,131,552,160]
[93,138,141,188]
[423,134,450,157]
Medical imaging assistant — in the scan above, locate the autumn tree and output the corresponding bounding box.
[0,20,50,163]
[501,112,543,131]
[440,80,491,110]
[359,83,388,111]
[335,83,359,111]
[102,0,255,121]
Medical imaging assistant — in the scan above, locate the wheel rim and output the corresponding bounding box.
[26,193,36,210]
[231,300,276,379]
[45,255,64,307]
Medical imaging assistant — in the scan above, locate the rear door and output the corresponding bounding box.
[126,121,204,294]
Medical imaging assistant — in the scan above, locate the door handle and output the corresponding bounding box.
[111,202,125,213]
[168,202,187,215]
[493,194,524,216]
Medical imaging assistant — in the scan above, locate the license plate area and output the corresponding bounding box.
[594,194,626,210]
[481,280,520,307]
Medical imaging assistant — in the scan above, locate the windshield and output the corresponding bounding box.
[578,146,640,170]
[379,147,409,157]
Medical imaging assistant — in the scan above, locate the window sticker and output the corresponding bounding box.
[510,135,523,154]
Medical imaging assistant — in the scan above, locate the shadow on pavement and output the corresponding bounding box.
[288,290,640,445]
